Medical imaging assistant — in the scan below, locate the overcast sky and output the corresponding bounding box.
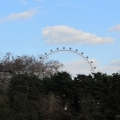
[0,0,120,75]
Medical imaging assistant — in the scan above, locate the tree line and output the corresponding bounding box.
[0,53,120,120]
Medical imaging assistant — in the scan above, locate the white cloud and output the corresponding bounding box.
[62,59,120,75]
[0,8,39,23]
[111,59,120,66]
[89,59,120,75]
[42,26,114,45]
[109,24,120,32]
[98,66,120,75]
[61,59,97,75]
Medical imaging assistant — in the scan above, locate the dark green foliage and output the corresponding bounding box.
[0,71,120,120]
[6,74,44,120]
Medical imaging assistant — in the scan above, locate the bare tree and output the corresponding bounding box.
[0,53,63,90]
[42,60,63,77]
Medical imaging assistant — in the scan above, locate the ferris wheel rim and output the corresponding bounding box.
[40,48,96,74]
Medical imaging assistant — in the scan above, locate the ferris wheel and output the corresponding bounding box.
[40,47,96,76]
